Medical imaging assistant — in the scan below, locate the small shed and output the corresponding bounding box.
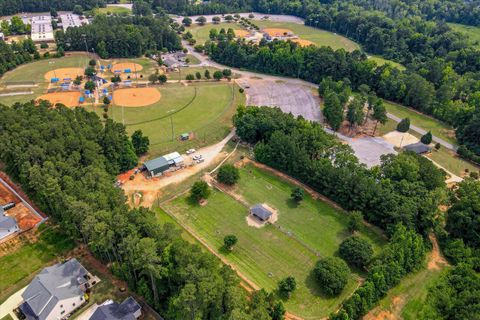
[180,133,189,141]
[250,204,273,221]
[144,157,170,177]
[404,142,432,154]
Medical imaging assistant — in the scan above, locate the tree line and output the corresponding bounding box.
[0,38,38,76]
[56,14,181,58]
[0,0,105,16]
[207,37,479,163]
[0,102,285,320]
[233,105,480,319]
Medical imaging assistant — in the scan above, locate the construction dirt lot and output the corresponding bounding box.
[0,177,43,232]
[240,78,322,122]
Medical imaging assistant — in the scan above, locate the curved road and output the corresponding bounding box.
[184,40,456,150]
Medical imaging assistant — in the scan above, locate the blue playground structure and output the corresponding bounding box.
[79,97,85,103]
[50,78,59,83]
[124,69,132,73]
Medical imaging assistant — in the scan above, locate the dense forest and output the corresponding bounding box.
[233,105,480,319]
[55,14,181,58]
[0,0,105,16]
[0,38,38,76]
[0,102,284,320]
[207,39,480,162]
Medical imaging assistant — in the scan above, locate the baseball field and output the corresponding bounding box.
[162,163,386,319]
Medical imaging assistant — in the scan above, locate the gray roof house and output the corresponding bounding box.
[143,157,170,177]
[20,258,95,320]
[404,142,432,154]
[0,202,19,241]
[89,297,142,320]
[250,204,273,221]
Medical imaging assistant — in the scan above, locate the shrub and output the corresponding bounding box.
[223,234,238,250]
[217,164,240,185]
[291,187,304,203]
[190,181,210,202]
[313,257,349,296]
[185,74,195,81]
[348,211,363,233]
[213,71,224,80]
[435,142,441,150]
[339,236,373,268]
[396,118,410,132]
[421,131,433,144]
[40,43,49,49]
[278,276,296,298]
[239,88,244,93]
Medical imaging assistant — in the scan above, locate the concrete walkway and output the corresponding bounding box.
[0,286,26,320]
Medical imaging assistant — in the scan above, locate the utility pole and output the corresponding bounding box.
[170,115,174,141]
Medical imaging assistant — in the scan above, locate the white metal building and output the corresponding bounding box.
[30,15,54,42]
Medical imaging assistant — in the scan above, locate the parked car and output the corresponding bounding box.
[193,154,202,160]
[186,149,196,155]
[196,158,205,164]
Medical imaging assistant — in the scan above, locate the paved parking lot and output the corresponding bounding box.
[349,137,397,168]
[241,79,322,122]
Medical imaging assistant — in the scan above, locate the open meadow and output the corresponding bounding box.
[162,164,386,319]
[448,23,480,49]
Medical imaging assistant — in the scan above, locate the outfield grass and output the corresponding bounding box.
[186,54,201,65]
[448,23,480,49]
[384,101,457,145]
[89,81,244,155]
[187,22,241,44]
[0,226,75,304]
[0,54,90,106]
[93,6,131,15]
[163,164,385,319]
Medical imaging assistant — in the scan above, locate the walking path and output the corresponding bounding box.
[0,286,25,320]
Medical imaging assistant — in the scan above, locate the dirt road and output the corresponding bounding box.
[122,131,235,207]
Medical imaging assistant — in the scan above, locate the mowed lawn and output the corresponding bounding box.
[448,23,480,49]
[254,20,361,52]
[0,53,90,106]
[163,165,386,319]
[0,226,75,303]
[384,101,457,145]
[91,82,244,155]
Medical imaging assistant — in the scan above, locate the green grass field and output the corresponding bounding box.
[0,226,75,304]
[93,6,131,15]
[88,81,244,155]
[0,53,91,106]
[384,101,457,145]
[369,55,405,70]
[448,23,480,49]
[162,164,385,319]
[167,66,222,81]
[372,253,449,320]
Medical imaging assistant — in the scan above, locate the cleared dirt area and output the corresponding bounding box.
[383,131,419,148]
[111,62,143,72]
[44,68,84,81]
[234,29,250,38]
[112,87,161,107]
[0,178,42,233]
[37,91,82,108]
[240,78,321,121]
[292,39,315,47]
[263,28,293,36]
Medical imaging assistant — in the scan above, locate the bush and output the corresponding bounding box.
[313,257,349,296]
[348,211,363,233]
[435,142,441,150]
[278,276,296,298]
[396,118,410,132]
[217,164,240,185]
[339,236,373,268]
[185,74,195,81]
[223,234,238,250]
[213,71,223,80]
[421,131,433,144]
[291,187,304,203]
[190,180,210,202]
[40,43,49,49]
[239,88,244,93]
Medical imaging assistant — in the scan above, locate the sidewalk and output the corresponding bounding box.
[0,286,26,320]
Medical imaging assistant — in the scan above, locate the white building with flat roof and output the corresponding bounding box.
[59,13,88,32]
[30,15,54,42]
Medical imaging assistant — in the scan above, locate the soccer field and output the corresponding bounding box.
[163,164,386,319]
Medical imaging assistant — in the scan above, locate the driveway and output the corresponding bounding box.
[122,130,235,207]
[0,286,26,320]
